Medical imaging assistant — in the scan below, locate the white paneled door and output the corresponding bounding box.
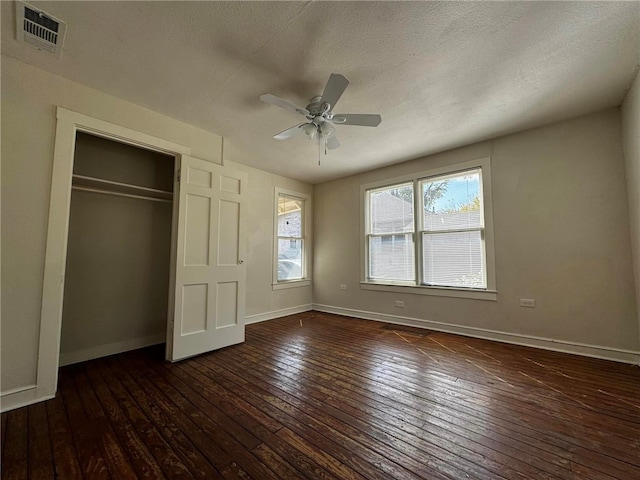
[168,155,247,361]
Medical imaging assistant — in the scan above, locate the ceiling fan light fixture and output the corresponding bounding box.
[319,122,335,137]
[302,123,317,139]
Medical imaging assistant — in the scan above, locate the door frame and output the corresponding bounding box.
[37,107,191,401]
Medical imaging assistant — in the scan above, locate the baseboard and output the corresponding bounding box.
[0,385,54,413]
[59,333,166,367]
[313,304,640,365]
[245,304,313,324]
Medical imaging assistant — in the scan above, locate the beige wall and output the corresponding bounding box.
[622,70,640,346]
[314,109,639,352]
[223,160,313,319]
[61,191,172,361]
[1,56,312,394]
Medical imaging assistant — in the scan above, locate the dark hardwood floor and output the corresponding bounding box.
[2,312,640,479]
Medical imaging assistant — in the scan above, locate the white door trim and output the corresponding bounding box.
[37,107,191,402]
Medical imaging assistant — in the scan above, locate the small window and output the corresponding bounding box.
[274,188,311,289]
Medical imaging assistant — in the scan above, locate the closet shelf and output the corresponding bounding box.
[72,174,173,201]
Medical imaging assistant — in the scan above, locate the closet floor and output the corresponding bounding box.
[2,312,640,479]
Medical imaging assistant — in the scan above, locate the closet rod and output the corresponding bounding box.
[72,186,173,204]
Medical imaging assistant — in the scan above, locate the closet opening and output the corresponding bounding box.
[59,132,177,366]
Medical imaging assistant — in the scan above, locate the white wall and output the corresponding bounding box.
[1,55,312,397]
[622,70,640,347]
[314,109,639,359]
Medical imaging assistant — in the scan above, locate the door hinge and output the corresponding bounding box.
[177,169,181,182]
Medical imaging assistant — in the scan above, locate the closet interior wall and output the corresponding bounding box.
[60,132,175,365]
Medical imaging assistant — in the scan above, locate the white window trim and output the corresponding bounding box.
[360,157,497,301]
[273,187,312,290]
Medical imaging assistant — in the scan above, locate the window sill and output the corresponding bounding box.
[360,282,497,301]
[272,279,311,291]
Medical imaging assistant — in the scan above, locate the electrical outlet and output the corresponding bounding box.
[520,298,535,308]
[340,284,347,291]
[395,300,405,308]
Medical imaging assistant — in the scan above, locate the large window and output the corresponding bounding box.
[362,158,496,299]
[274,188,311,289]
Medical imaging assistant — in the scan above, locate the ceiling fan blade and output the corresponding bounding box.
[326,135,340,150]
[260,94,309,117]
[320,74,350,109]
[332,114,382,127]
[273,123,305,140]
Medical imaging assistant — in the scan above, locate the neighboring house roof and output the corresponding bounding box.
[371,191,414,233]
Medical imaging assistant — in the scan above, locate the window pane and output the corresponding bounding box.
[277,238,303,281]
[422,230,486,288]
[369,183,414,234]
[369,234,415,281]
[422,170,482,231]
[278,195,303,237]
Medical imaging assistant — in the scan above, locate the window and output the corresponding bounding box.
[362,158,496,300]
[274,188,311,289]
[420,169,485,289]
[367,182,415,282]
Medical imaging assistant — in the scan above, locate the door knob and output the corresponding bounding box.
[238,259,244,265]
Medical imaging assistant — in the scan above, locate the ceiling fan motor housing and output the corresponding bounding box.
[306,96,333,122]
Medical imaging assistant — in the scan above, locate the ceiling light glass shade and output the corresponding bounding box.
[319,122,335,137]
[302,123,317,139]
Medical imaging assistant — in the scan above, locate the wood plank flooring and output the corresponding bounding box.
[2,312,639,479]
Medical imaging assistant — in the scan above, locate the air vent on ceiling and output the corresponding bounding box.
[15,1,67,58]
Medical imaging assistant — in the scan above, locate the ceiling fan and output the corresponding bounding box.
[260,73,382,152]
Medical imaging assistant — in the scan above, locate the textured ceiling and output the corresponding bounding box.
[2,1,639,183]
